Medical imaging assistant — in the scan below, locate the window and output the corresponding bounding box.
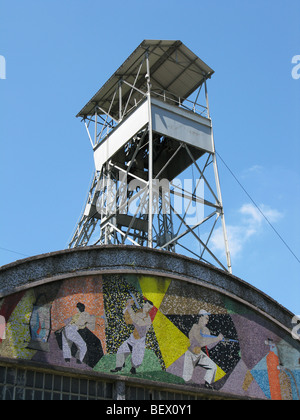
[0,365,113,401]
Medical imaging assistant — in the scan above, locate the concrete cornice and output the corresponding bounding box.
[0,245,296,340]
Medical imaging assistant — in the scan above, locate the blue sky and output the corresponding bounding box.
[0,0,299,315]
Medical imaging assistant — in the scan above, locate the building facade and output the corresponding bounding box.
[0,245,299,400]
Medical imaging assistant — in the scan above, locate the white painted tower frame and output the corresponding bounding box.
[68,40,232,273]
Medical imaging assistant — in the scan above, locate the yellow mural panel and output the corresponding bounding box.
[139,276,171,309]
[153,310,190,368]
[0,290,36,359]
[215,365,226,382]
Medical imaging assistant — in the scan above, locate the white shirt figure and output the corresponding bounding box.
[182,309,224,389]
[111,298,153,374]
[62,303,94,364]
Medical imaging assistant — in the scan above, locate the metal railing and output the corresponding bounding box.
[92,88,209,147]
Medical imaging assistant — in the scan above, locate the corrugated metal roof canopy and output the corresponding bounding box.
[77,40,214,120]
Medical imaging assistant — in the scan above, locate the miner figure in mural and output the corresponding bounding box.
[54,302,104,368]
[111,297,154,374]
[62,303,92,363]
[28,294,52,352]
[182,309,224,389]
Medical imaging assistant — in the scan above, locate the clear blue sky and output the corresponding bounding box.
[0,0,299,315]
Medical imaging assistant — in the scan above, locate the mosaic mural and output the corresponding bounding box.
[0,273,299,399]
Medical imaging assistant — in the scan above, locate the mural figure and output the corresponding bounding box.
[182,309,224,388]
[263,338,300,400]
[0,315,6,341]
[61,303,91,363]
[55,302,104,367]
[28,294,52,352]
[111,298,154,374]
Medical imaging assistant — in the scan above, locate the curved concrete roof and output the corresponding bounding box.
[0,245,295,337]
